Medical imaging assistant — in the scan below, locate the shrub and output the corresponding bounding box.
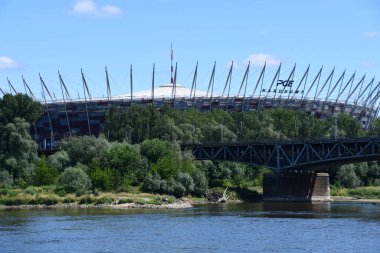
[142,173,162,193]
[172,181,186,198]
[336,165,360,188]
[177,172,194,195]
[64,136,110,165]
[88,162,117,191]
[56,166,92,195]
[0,170,13,188]
[100,142,145,185]
[192,170,208,196]
[95,196,114,205]
[151,156,179,179]
[140,139,176,164]
[48,150,70,172]
[33,156,58,186]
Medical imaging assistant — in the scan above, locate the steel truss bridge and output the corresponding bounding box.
[183,137,380,172]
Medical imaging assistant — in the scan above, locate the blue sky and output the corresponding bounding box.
[0,0,379,99]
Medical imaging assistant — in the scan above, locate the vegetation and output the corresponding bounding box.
[1,94,380,205]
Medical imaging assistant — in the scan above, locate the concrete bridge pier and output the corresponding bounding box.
[263,172,331,202]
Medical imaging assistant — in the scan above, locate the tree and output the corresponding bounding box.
[100,142,145,185]
[0,93,42,125]
[48,150,70,172]
[33,156,58,186]
[140,139,176,164]
[336,164,361,188]
[56,166,92,195]
[63,136,110,165]
[0,118,38,180]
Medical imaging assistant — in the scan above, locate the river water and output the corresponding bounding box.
[0,202,379,253]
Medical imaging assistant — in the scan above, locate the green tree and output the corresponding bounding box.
[100,142,145,185]
[0,118,38,180]
[63,136,110,165]
[47,150,70,172]
[33,156,58,186]
[0,93,43,125]
[56,166,92,195]
[140,139,176,164]
[336,164,361,188]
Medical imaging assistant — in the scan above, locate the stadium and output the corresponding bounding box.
[4,59,379,149]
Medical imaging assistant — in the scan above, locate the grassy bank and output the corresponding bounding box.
[0,186,178,207]
[331,186,380,199]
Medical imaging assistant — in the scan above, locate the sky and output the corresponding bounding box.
[0,0,379,100]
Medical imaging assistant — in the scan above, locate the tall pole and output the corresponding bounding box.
[81,69,91,136]
[105,66,111,106]
[130,65,133,105]
[40,74,54,149]
[152,63,155,102]
[59,71,72,137]
[171,44,174,84]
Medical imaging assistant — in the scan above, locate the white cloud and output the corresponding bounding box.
[0,56,22,70]
[363,31,379,38]
[245,53,281,67]
[72,0,122,17]
[362,61,377,68]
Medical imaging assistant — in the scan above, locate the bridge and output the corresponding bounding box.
[183,137,380,202]
[183,137,380,172]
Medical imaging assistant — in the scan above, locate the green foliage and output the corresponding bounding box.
[100,142,145,185]
[151,156,179,179]
[87,162,117,191]
[56,166,92,195]
[63,136,110,165]
[336,164,361,188]
[177,172,194,195]
[0,170,13,188]
[0,118,38,180]
[140,139,176,164]
[142,173,162,193]
[0,93,43,125]
[33,156,58,186]
[47,150,70,172]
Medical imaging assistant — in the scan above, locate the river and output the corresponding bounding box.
[1,202,379,253]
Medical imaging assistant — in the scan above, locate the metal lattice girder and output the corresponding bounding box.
[183,137,380,172]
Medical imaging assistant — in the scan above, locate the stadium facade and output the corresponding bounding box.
[3,61,380,149]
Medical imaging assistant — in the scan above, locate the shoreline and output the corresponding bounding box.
[332,196,380,204]
[0,198,193,210]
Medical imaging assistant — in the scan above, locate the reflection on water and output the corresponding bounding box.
[1,202,380,253]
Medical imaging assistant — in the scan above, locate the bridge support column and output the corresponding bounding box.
[263,172,331,202]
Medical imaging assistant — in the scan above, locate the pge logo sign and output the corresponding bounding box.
[277,80,294,87]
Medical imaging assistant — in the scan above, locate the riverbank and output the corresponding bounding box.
[0,186,196,209]
[0,198,193,210]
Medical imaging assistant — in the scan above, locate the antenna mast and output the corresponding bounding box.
[171,44,174,84]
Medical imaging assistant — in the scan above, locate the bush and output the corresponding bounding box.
[192,170,208,196]
[336,164,360,188]
[64,136,110,165]
[56,166,92,195]
[151,156,179,179]
[0,170,13,188]
[48,150,70,172]
[140,139,176,164]
[100,142,145,185]
[33,156,58,186]
[172,181,186,198]
[142,173,162,193]
[88,162,117,191]
[177,172,194,195]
